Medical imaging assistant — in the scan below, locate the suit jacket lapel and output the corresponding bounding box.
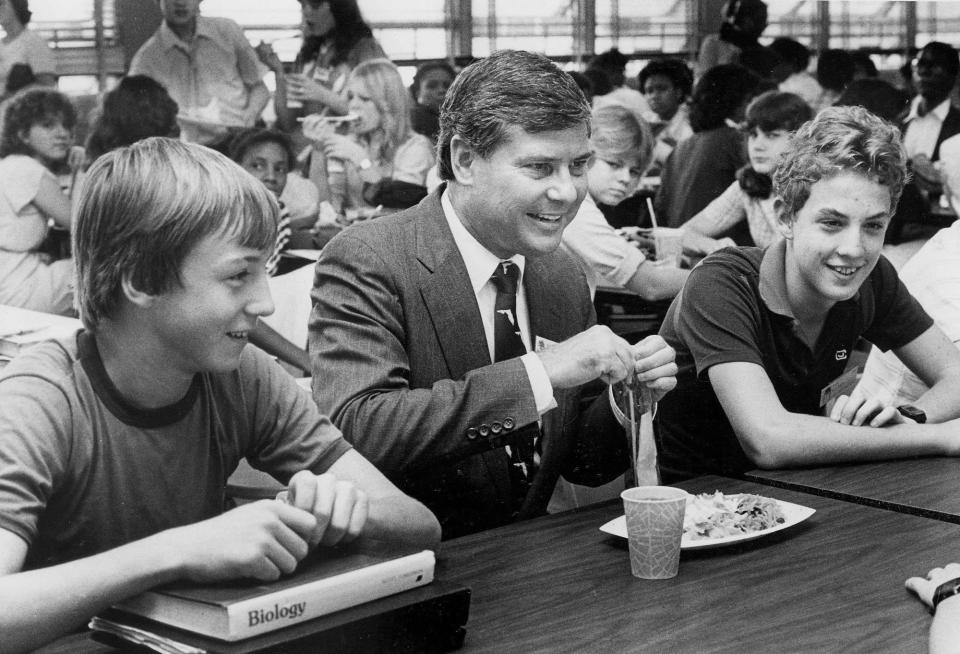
[416,192,491,380]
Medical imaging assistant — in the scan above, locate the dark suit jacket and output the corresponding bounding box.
[900,102,960,162]
[309,189,628,538]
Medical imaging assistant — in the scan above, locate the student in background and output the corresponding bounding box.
[655,106,960,484]
[638,58,694,171]
[769,37,821,109]
[130,0,269,142]
[0,0,56,90]
[305,58,434,216]
[560,103,688,300]
[655,63,764,232]
[814,49,856,111]
[409,60,455,143]
[681,91,813,256]
[84,75,180,163]
[0,138,440,651]
[0,88,79,315]
[258,0,386,134]
[697,0,768,78]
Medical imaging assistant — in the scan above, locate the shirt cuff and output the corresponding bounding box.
[521,352,558,415]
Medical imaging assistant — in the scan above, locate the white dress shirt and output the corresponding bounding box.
[903,96,952,159]
[440,189,557,415]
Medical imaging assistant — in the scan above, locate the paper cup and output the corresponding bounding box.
[652,227,683,266]
[620,486,688,579]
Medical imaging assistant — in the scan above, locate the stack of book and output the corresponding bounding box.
[90,546,471,653]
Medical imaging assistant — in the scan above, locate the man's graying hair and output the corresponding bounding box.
[436,50,591,180]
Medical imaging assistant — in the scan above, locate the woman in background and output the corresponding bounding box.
[409,60,455,143]
[306,58,434,216]
[84,75,180,163]
[681,91,813,255]
[0,0,55,91]
[655,63,765,233]
[0,88,78,314]
[258,0,386,133]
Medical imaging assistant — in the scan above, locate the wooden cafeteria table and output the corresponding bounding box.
[38,475,960,654]
[745,457,960,524]
[438,475,959,653]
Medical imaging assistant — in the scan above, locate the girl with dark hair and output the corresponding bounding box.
[257,0,386,133]
[84,75,180,162]
[0,87,79,314]
[655,64,764,229]
[681,91,813,255]
[409,60,455,142]
[0,0,56,90]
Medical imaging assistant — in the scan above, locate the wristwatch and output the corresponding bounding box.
[358,158,374,171]
[933,577,960,610]
[897,405,927,424]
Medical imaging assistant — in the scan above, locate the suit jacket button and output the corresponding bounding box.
[466,427,479,440]
[491,421,503,434]
[503,417,515,430]
[479,423,491,436]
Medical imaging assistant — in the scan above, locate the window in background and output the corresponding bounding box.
[764,0,818,49]
[828,1,906,51]
[471,0,577,58]
[917,2,960,51]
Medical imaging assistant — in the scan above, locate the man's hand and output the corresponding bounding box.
[906,562,960,608]
[829,392,904,427]
[282,471,370,548]
[166,501,316,583]
[632,334,678,402]
[536,326,677,392]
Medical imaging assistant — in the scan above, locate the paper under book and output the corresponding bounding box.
[111,547,435,642]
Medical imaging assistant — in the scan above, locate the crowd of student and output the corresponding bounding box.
[3,0,960,651]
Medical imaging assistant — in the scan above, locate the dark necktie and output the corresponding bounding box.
[490,260,536,509]
[490,260,526,362]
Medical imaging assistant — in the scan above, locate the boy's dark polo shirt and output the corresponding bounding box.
[655,242,933,483]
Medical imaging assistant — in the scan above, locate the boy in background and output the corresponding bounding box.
[0,138,439,651]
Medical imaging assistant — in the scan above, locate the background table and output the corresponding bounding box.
[438,476,957,653]
[746,458,960,524]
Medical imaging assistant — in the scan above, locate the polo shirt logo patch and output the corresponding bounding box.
[835,349,848,361]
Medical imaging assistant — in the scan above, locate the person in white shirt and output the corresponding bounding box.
[902,42,960,196]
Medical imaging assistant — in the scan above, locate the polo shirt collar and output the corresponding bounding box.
[440,187,525,295]
[157,15,212,50]
[759,238,862,321]
[758,238,795,319]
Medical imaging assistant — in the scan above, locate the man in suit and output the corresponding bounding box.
[901,41,960,195]
[309,50,677,539]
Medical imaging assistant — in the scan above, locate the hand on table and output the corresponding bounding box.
[906,562,960,608]
[829,392,905,427]
[166,500,316,583]
[280,470,369,548]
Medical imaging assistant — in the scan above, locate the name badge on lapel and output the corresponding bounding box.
[819,366,859,408]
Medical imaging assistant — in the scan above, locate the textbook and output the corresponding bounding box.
[91,580,471,654]
[110,547,436,642]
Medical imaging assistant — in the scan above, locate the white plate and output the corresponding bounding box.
[599,496,815,550]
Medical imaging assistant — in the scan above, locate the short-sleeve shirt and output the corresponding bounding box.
[0,332,351,570]
[654,241,933,482]
[0,28,56,90]
[129,16,263,122]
